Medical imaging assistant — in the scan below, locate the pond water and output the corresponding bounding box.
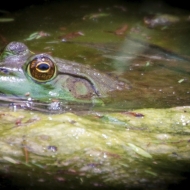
[0,0,190,189]
[0,0,190,110]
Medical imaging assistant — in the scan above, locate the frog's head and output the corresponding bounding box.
[0,42,129,106]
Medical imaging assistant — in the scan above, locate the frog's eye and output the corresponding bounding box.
[27,54,57,82]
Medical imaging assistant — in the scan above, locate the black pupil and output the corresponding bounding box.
[37,63,49,71]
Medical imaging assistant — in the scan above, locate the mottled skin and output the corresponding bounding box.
[0,42,128,104]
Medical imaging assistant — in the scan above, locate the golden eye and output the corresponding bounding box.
[26,54,57,82]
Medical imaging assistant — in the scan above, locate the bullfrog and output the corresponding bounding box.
[0,42,129,108]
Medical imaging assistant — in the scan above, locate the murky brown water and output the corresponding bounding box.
[1,0,190,110]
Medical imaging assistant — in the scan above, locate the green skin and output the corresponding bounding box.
[0,42,127,104]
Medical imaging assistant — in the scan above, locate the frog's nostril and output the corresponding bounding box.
[0,68,9,74]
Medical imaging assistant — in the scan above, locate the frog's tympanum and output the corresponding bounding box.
[0,42,128,105]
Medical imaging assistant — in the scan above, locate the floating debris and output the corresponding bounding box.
[145,170,157,176]
[24,31,50,41]
[122,111,144,118]
[105,24,128,36]
[0,18,14,22]
[3,156,19,164]
[146,61,150,66]
[144,14,180,28]
[178,78,185,83]
[128,143,152,158]
[60,31,84,42]
[83,13,110,20]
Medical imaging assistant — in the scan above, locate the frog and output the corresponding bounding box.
[0,42,129,109]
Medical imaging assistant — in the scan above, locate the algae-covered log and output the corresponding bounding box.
[0,107,190,189]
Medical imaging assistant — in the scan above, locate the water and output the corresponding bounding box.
[0,0,190,110]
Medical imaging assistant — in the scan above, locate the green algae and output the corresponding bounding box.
[0,106,190,189]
